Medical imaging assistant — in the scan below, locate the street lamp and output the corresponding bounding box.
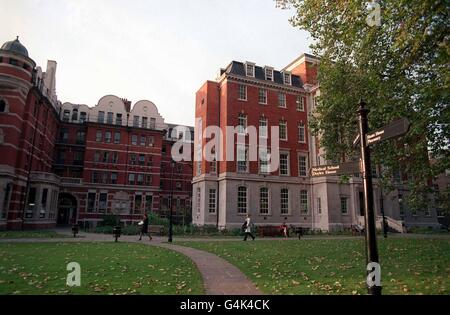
[168,159,176,243]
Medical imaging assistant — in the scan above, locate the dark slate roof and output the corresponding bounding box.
[1,37,29,57]
[224,61,303,88]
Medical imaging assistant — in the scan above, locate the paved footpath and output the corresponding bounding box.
[0,231,262,295]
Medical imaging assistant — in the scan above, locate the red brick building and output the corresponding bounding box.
[0,37,193,230]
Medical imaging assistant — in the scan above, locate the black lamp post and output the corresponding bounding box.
[168,159,176,243]
[72,223,79,238]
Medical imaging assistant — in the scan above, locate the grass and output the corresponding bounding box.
[177,238,450,295]
[0,230,70,239]
[0,242,203,295]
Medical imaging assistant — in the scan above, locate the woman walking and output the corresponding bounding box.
[139,213,152,241]
[243,215,255,241]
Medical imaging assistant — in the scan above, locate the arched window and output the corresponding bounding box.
[0,129,4,145]
[237,186,248,214]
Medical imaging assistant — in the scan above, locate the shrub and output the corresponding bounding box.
[94,226,114,234]
[98,215,119,227]
[148,213,169,228]
[122,225,140,235]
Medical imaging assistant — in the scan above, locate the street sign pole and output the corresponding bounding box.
[357,100,382,295]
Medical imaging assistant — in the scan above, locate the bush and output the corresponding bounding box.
[122,225,140,235]
[148,213,169,228]
[94,226,114,234]
[98,215,119,227]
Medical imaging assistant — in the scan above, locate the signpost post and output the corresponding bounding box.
[357,100,382,295]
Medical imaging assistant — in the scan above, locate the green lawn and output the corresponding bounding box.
[0,230,70,239]
[0,242,203,295]
[177,238,450,295]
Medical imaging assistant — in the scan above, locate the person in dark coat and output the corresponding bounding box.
[139,213,152,241]
[243,215,255,241]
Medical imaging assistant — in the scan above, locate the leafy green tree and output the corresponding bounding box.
[277,0,449,209]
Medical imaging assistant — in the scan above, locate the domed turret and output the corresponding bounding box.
[1,36,29,57]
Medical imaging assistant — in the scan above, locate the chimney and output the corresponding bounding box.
[122,98,132,112]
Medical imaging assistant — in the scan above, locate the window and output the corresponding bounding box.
[139,154,145,165]
[279,121,287,140]
[238,84,247,101]
[147,156,153,166]
[99,193,108,213]
[98,111,105,123]
[283,72,291,85]
[279,93,286,108]
[258,89,267,104]
[280,153,289,176]
[197,161,202,176]
[87,193,96,213]
[59,128,69,143]
[101,172,108,184]
[237,145,248,173]
[73,151,83,164]
[111,172,118,184]
[296,96,305,111]
[146,175,152,185]
[209,189,216,213]
[150,118,156,129]
[131,135,138,145]
[94,151,100,163]
[300,190,308,214]
[63,110,70,122]
[265,67,273,81]
[1,184,11,219]
[281,189,289,214]
[130,153,136,165]
[96,130,102,142]
[245,63,255,77]
[298,155,307,177]
[71,109,78,121]
[137,174,144,185]
[298,123,306,143]
[9,58,19,66]
[116,113,122,126]
[128,173,135,185]
[140,135,146,146]
[80,112,87,123]
[142,117,148,128]
[148,136,154,146]
[340,197,348,215]
[260,187,269,214]
[196,188,201,213]
[76,130,85,144]
[102,152,109,163]
[317,197,322,214]
[237,186,247,214]
[259,147,270,174]
[238,114,247,134]
[105,131,112,143]
[41,189,48,213]
[114,132,121,144]
[259,117,268,138]
[107,112,113,124]
[133,116,140,127]
[210,160,217,174]
[399,194,404,217]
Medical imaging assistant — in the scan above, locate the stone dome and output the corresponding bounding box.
[1,36,29,57]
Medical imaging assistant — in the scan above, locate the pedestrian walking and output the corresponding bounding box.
[242,215,255,241]
[281,221,289,238]
[138,213,152,241]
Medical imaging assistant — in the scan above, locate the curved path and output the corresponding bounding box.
[0,231,262,295]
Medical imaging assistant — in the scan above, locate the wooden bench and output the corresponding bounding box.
[149,225,165,236]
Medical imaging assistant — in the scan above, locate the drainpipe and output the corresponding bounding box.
[216,84,221,229]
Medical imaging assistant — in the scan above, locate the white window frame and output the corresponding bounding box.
[259,117,268,138]
[264,67,274,81]
[296,96,305,111]
[298,123,306,143]
[196,188,201,213]
[280,153,290,176]
[237,145,249,173]
[279,121,287,141]
[259,187,270,215]
[209,189,216,214]
[340,197,348,215]
[245,62,255,77]
[259,147,270,174]
[278,93,287,108]
[238,84,247,101]
[237,186,248,214]
[280,188,290,215]
[258,88,267,105]
[238,114,247,135]
[298,154,308,177]
[283,72,292,85]
[300,190,309,214]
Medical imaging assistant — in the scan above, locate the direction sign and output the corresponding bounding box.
[310,161,361,178]
[366,118,410,146]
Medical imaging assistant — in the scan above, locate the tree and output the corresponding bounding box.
[277,0,449,209]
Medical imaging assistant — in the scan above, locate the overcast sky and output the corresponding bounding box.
[1,0,312,126]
